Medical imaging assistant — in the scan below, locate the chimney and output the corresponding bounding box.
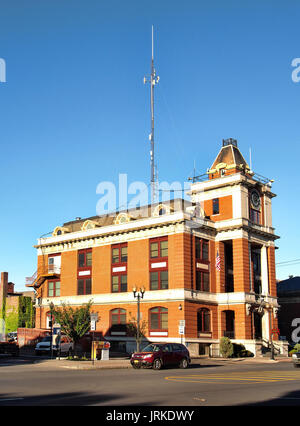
[0,272,8,311]
[7,282,15,294]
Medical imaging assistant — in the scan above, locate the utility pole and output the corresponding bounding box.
[144,26,160,204]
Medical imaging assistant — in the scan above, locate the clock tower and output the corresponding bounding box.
[188,138,281,354]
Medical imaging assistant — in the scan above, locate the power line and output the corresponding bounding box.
[276,263,300,268]
[276,258,300,265]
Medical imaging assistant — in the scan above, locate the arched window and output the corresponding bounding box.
[149,307,168,336]
[110,308,127,335]
[197,308,211,333]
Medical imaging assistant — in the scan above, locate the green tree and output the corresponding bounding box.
[219,336,234,358]
[126,313,147,352]
[49,301,93,356]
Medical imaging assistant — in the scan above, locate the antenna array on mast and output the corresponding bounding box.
[144,25,160,204]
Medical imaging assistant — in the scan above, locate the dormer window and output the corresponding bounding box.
[52,226,70,237]
[153,204,171,217]
[114,213,131,225]
[81,220,98,231]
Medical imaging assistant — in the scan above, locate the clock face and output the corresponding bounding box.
[251,190,260,209]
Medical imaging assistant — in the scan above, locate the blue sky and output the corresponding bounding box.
[0,0,299,290]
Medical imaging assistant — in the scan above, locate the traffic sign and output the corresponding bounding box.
[179,325,185,335]
[53,324,61,335]
[91,313,98,331]
[91,313,98,322]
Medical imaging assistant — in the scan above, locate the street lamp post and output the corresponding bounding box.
[49,304,54,359]
[270,333,275,360]
[133,287,145,353]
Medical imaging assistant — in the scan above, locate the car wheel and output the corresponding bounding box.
[179,358,189,369]
[152,358,162,370]
[293,363,300,368]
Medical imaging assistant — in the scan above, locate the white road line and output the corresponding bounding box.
[0,398,24,402]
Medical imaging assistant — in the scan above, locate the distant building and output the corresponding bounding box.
[277,276,300,343]
[0,272,35,333]
[28,139,287,357]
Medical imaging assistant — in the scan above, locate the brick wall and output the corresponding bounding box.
[218,304,252,340]
[233,238,250,293]
[204,195,233,221]
[185,301,218,339]
[268,246,277,297]
[17,327,48,347]
[0,272,8,312]
[215,241,225,293]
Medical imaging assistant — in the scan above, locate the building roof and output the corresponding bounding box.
[210,138,250,171]
[277,276,300,296]
[61,198,192,233]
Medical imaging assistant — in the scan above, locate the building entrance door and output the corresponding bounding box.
[253,312,262,339]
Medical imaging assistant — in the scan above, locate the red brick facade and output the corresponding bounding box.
[31,141,282,356]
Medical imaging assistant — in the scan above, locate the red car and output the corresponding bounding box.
[131,343,191,370]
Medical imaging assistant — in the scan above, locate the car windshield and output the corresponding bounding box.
[41,336,51,342]
[141,344,162,352]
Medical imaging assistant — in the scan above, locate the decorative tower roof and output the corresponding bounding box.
[208,138,251,179]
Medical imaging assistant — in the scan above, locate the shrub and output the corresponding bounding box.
[232,343,254,358]
[288,344,300,357]
[219,337,234,358]
[67,356,89,361]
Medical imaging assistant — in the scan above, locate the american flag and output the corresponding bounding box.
[215,250,221,271]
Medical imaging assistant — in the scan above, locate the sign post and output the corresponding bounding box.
[179,320,185,344]
[53,323,61,359]
[90,313,98,364]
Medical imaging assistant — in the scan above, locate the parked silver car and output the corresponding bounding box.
[35,335,73,356]
[292,352,300,367]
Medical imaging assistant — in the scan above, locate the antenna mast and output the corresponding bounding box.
[144,25,160,204]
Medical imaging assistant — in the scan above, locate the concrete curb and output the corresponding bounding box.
[26,356,291,370]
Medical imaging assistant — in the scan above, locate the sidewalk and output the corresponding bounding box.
[21,355,292,370]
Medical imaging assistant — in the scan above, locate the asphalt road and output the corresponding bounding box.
[0,356,299,408]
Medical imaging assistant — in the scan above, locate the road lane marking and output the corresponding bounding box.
[165,371,300,384]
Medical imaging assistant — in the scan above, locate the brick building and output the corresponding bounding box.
[28,139,287,356]
[0,272,35,335]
